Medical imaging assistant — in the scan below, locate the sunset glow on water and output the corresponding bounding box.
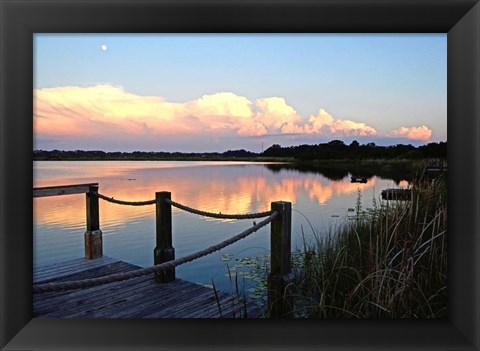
[33,161,404,292]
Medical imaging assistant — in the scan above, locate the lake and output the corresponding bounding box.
[33,160,408,293]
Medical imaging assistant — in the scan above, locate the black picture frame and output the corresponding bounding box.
[1,0,479,350]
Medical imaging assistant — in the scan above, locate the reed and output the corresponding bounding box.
[212,264,257,318]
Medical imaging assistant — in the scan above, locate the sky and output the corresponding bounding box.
[33,34,447,152]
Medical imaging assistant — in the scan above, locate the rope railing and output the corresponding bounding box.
[33,183,293,317]
[96,192,156,206]
[33,211,278,293]
[95,191,274,219]
[165,198,274,219]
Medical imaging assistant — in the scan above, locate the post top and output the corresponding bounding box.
[271,201,292,206]
[155,191,171,197]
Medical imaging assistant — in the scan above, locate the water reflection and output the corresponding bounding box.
[33,161,402,291]
[34,162,376,228]
[265,163,410,184]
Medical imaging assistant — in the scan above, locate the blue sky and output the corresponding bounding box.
[34,34,446,152]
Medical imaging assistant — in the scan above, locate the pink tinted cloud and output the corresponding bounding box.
[303,109,377,136]
[390,125,432,141]
[34,84,378,139]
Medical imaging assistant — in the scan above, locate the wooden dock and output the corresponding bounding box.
[33,183,294,318]
[33,256,263,318]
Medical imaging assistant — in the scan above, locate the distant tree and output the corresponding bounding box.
[222,149,257,158]
[419,142,447,158]
[263,144,283,157]
[328,140,346,146]
[32,140,447,161]
[349,140,360,148]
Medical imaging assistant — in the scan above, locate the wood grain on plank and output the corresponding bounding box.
[33,256,261,318]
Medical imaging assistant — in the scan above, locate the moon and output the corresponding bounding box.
[101,44,108,51]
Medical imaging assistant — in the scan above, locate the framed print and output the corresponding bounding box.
[1,0,479,350]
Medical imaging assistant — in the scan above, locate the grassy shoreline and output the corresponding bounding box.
[293,173,447,318]
[233,171,447,318]
[33,156,294,162]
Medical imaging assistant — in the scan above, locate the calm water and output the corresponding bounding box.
[33,161,407,292]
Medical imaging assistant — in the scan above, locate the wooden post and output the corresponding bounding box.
[154,191,175,283]
[84,185,102,259]
[268,201,294,318]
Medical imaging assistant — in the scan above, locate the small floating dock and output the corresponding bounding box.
[34,256,262,318]
[381,188,412,201]
[351,176,368,183]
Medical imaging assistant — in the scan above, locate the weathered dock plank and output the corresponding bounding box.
[33,256,118,283]
[33,183,98,198]
[171,293,242,318]
[112,284,211,318]
[35,277,155,317]
[147,289,225,318]
[94,280,207,318]
[183,294,236,318]
[33,256,263,318]
[33,270,152,308]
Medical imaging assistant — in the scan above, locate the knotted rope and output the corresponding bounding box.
[165,198,273,219]
[96,193,155,206]
[33,211,278,293]
[96,192,273,219]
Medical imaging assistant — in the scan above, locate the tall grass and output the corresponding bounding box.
[293,174,447,318]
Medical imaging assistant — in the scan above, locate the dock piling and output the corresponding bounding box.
[268,201,293,318]
[34,183,295,317]
[154,191,175,283]
[84,184,103,259]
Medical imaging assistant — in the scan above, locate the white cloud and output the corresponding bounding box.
[390,125,432,141]
[34,84,379,140]
[303,109,377,136]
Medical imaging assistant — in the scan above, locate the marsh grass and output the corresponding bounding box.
[292,173,447,318]
[230,170,447,318]
[217,162,447,318]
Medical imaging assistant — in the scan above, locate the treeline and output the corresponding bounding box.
[33,140,447,161]
[33,148,258,160]
[262,140,447,160]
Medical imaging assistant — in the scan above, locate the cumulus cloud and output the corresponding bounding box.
[390,125,432,141]
[34,84,378,140]
[303,109,377,136]
[34,85,194,136]
[254,97,303,134]
[188,92,253,119]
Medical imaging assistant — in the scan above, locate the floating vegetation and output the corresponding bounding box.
[220,253,235,262]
